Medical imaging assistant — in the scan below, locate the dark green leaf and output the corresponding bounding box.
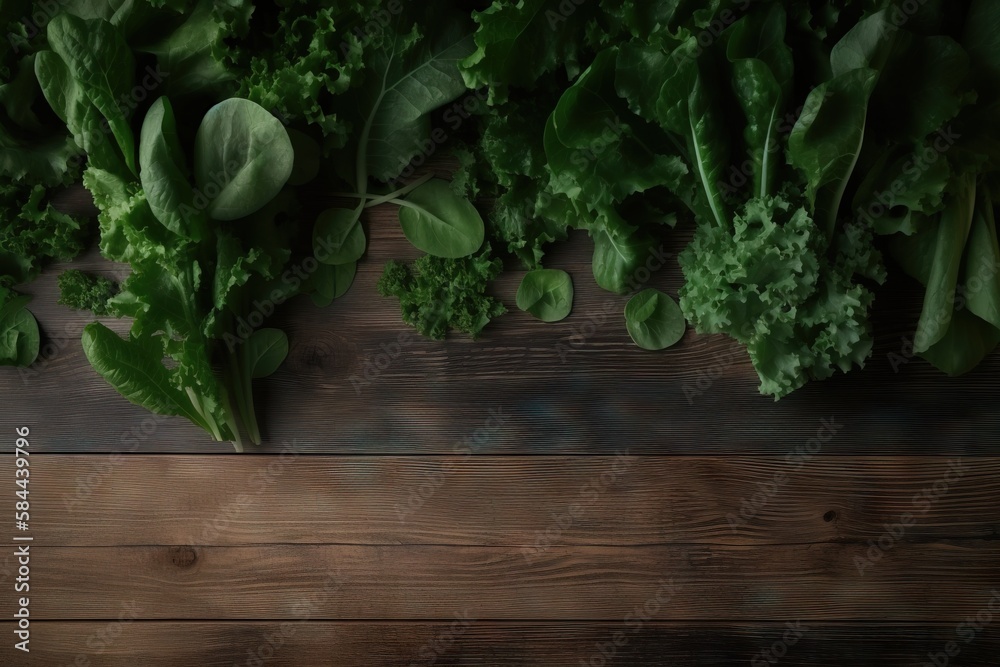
[398,179,485,258]
[625,288,686,351]
[516,268,573,322]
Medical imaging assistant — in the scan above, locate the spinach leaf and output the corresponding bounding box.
[304,263,357,308]
[590,211,655,295]
[625,288,686,351]
[0,290,39,368]
[193,98,294,221]
[516,268,573,322]
[398,179,485,258]
[227,328,288,446]
[139,97,206,240]
[314,208,367,266]
[726,3,793,199]
[246,329,288,379]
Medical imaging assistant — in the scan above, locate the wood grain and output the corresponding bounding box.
[2,622,997,666]
[7,543,998,620]
[6,455,995,547]
[4,214,999,454]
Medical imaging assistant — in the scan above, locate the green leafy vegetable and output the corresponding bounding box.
[193,98,294,221]
[625,289,686,351]
[0,288,39,367]
[139,97,206,240]
[58,270,120,316]
[516,268,573,323]
[0,180,88,286]
[46,13,138,174]
[398,179,486,259]
[377,245,505,340]
[313,208,367,266]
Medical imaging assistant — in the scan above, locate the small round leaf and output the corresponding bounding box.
[516,269,574,322]
[624,288,686,351]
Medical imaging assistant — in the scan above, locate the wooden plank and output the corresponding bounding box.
[7,543,998,620]
[2,622,998,666]
[4,216,1000,454]
[8,455,995,547]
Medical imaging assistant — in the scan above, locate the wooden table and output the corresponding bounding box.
[2,192,999,665]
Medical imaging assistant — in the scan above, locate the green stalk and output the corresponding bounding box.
[331,173,434,207]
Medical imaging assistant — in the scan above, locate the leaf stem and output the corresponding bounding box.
[331,173,434,208]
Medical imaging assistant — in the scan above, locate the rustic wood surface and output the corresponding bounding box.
[2,192,999,664]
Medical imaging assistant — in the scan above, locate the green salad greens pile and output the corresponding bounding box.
[1,0,998,446]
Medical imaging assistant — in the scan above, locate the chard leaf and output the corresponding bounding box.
[516,269,573,322]
[830,10,897,77]
[685,69,732,229]
[34,49,125,176]
[615,41,673,122]
[398,179,485,258]
[964,0,1000,103]
[919,309,1000,376]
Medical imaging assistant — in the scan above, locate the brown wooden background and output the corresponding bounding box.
[2,178,1000,665]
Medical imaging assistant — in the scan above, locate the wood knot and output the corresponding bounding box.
[823,510,838,523]
[170,546,197,568]
[294,341,334,369]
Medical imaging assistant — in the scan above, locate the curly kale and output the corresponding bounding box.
[0,180,89,287]
[679,195,884,399]
[58,270,120,316]
[377,245,506,340]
